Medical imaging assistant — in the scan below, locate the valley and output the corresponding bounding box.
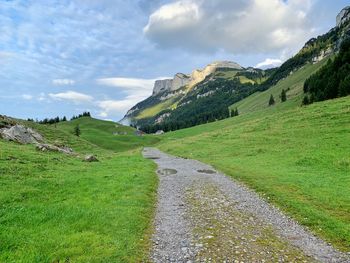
[1,4,350,263]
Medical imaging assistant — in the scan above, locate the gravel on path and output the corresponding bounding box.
[143,148,349,263]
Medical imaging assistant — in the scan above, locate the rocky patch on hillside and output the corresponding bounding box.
[0,124,43,144]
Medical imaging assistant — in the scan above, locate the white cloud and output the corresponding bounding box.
[144,0,314,54]
[96,76,170,117]
[52,79,76,86]
[48,91,93,104]
[97,98,140,116]
[22,94,33,100]
[255,58,283,69]
[97,77,170,91]
[38,92,46,101]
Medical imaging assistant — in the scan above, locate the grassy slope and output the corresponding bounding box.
[230,60,329,115]
[57,117,160,152]
[158,96,350,251]
[135,99,176,120]
[0,120,158,262]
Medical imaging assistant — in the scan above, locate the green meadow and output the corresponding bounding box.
[1,95,349,262]
[159,96,350,251]
[57,117,160,152]
[0,121,158,262]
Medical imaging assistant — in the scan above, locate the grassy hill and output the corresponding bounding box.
[158,96,350,251]
[230,59,329,115]
[56,117,160,152]
[0,118,158,262]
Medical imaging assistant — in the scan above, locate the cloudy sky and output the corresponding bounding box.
[0,0,348,121]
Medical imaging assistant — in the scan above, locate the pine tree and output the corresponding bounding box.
[281,89,287,102]
[74,124,81,137]
[302,95,310,105]
[268,94,275,106]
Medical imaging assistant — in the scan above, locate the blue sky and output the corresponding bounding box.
[0,0,348,121]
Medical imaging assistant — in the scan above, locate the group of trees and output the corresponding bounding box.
[70,112,91,120]
[303,38,350,105]
[139,78,257,133]
[36,116,67,124]
[268,89,287,106]
[141,107,230,134]
[31,112,91,125]
[262,26,340,90]
[231,108,239,117]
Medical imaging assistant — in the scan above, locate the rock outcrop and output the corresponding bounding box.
[153,79,173,95]
[151,61,243,96]
[36,143,74,155]
[337,6,350,27]
[84,154,99,162]
[0,125,43,144]
[172,73,191,91]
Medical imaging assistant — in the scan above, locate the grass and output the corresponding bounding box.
[56,117,160,152]
[0,119,158,262]
[158,96,350,251]
[135,99,176,120]
[230,60,329,115]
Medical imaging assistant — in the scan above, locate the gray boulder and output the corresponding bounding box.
[36,143,74,155]
[0,125,43,144]
[84,154,99,162]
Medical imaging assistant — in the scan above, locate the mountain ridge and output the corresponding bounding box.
[121,6,350,131]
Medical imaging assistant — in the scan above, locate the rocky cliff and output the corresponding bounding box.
[151,61,243,96]
[122,6,350,129]
[337,6,350,27]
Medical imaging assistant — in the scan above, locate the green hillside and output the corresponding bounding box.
[230,59,329,115]
[0,118,158,262]
[56,117,160,152]
[158,96,350,251]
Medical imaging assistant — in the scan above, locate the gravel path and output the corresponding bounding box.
[143,148,349,263]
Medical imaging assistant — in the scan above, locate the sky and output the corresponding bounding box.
[0,0,348,121]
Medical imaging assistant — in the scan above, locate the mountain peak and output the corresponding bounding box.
[208,61,243,70]
[151,61,243,96]
[337,6,350,27]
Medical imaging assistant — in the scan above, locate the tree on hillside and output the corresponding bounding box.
[302,95,310,105]
[280,89,287,102]
[74,124,81,137]
[268,94,275,106]
[231,108,239,117]
[62,116,67,122]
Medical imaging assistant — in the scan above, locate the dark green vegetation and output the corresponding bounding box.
[0,118,159,262]
[229,58,330,115]
[304,39,350,103]
[158,96,350,251]
[140,72,271,133]
[125,14,350,133]
[261,21,345,89]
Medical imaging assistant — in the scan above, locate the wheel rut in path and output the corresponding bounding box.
[143,148,349,263]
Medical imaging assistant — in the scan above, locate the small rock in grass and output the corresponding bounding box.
[84,154,99,162]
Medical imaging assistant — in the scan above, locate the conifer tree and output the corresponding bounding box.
[269,94,275,106]
[74,124,81,137]
[281,89,287,102]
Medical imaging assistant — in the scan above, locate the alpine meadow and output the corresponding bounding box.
[0,1,349,262]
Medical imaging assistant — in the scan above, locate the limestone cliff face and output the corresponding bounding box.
[151,61,243,96]
[152,79,173,96]
[172,73,190,91]
[337,6,350,27]
[188,61,243,88]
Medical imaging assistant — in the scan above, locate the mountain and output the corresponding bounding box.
[120,61,272,129]
[121,6,350,132]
